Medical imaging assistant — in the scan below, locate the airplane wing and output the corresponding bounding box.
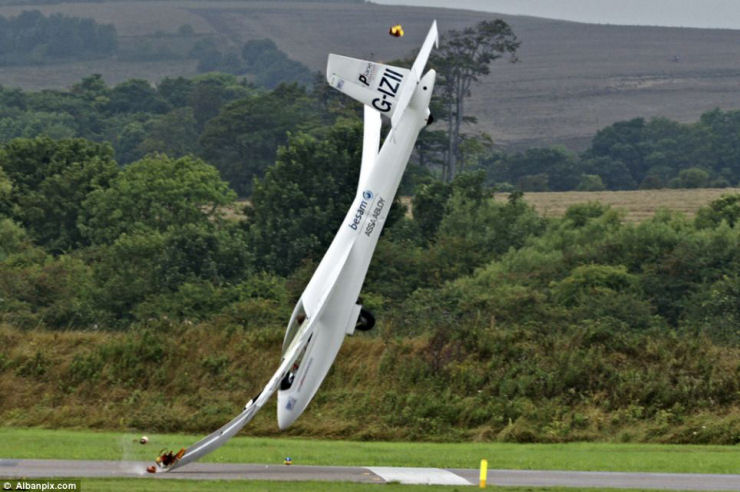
[410,20,439,84]
[358,105,382,191]
[155,324,315,472]
[300,232,355,318]
[392,20,438,128]
[157,244,355,472]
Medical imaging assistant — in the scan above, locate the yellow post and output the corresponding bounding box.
[479,458,488,488]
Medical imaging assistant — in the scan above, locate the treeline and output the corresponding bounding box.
[0,74,329,195]
[188,37,314,86]
[2,131,738,342]
[3,74,740,197]
[0,10,116,65]
[482,112,740,191]
[1,132,738,440]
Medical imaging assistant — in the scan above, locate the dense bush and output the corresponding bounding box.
[1,322,737,443]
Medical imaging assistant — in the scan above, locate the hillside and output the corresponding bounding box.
[0,1,738,150]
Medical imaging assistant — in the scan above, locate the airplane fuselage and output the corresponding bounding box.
[277,70,436,429]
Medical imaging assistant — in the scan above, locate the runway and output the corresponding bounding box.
[2,459,739,490]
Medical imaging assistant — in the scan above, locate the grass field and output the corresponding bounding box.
[2,428,739,475]
[3,428,737,491]
[495,188,740,223]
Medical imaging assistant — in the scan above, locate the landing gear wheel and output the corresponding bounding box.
[355,308,375,331]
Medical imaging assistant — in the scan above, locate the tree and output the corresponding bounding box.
[0,137,118,252]
[0,10,117,65]
[90,220,251,323]
[496,147,582,192]
[435,178,544,270]
[200,83,319,195]
[70,74,110,105]
[577,174,606,191]
[138,107,200,158]
[695,193,740,229]
[157,76,194,108]
[430,20,519,181]
[670,167,709,189]
[241,38,314,89]
[412,180,452,242]
[188,73,252,129]
[0,217,29,260]
[0,110,77,142]
[107,79,169,114]
[584,118,646,188]
[24,88,101,140]
[581,155,637,190]
[80,154,236,245]
[110,118,147,164]
[0,165,11,216]
[247,120,362,275]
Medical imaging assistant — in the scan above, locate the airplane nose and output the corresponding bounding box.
[277,396,300,429]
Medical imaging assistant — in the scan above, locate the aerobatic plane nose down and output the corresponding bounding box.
[277,405,297,430]
[148,20,438,473]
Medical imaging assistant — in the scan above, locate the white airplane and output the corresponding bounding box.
[149,20,438,473]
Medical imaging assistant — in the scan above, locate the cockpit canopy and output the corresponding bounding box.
[282,301,307,355]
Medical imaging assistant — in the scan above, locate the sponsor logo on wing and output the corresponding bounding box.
[349,190,374,230]
[364,196,385,237]
[358,62,377,87]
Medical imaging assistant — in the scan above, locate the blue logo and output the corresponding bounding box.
[286,397,296,411]
[362,190,374,200]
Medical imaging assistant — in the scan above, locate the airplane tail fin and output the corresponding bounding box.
[326,20,438,127]
[326,55,411,123]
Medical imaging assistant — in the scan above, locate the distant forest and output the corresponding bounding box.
[1,74,740,196]
[0,10,314,85]
[483,112,740,192]
[0,9,116,64]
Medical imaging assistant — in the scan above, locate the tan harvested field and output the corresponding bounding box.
[0,1,738,150]
[495,187,740,223]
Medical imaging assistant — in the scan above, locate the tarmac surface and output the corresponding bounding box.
[1,459,739,490]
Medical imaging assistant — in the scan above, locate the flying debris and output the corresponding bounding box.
[148,20,438,474]
[389,24,404,37]
[155,448,186,468]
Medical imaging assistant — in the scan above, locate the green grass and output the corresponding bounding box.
[2,427,738,474]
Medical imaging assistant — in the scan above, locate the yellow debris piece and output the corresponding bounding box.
[389,24,404,37]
